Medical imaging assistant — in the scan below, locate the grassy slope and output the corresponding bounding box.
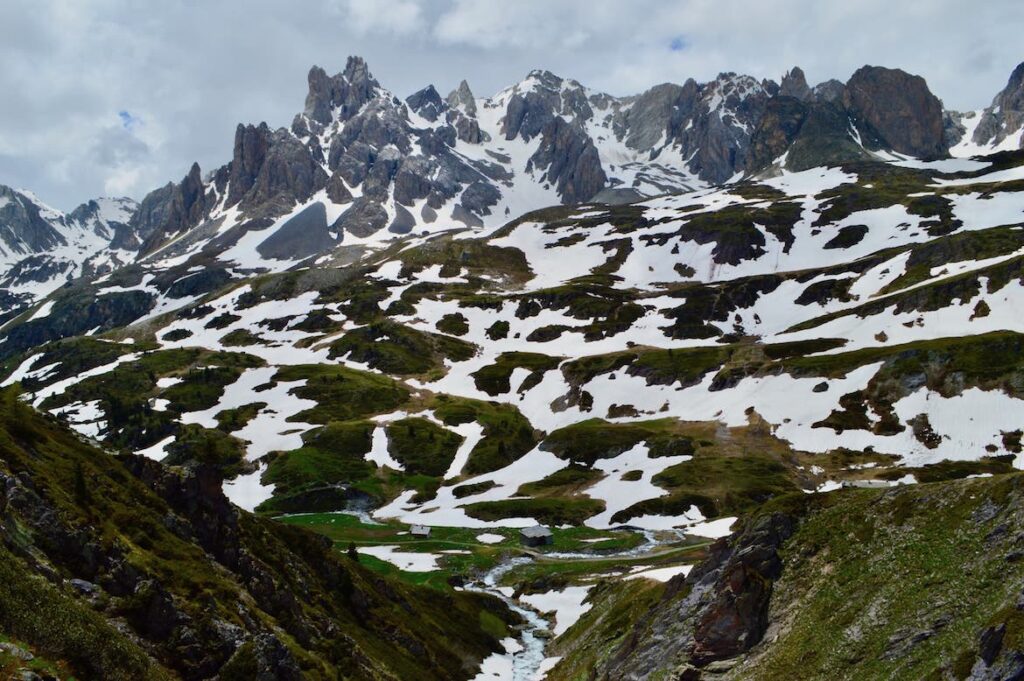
[733,474,1024,680]
[0,387,510,680]
[548,473,1024,680]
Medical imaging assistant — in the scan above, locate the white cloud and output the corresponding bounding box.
[0,0,1021,209]
[433,0,620,50]
[103,164,145,196]
[337,0,424,35]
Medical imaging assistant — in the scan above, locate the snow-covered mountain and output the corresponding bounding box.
[122,58,983,276]
[948,61,1024,155]
[0,186,138,319]
[3,57,1023,322]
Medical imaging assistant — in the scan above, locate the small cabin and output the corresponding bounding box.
[410,524,431,538]
[841,480,892,490]
[519,525,553,547]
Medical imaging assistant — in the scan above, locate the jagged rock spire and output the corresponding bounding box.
[303,56,381,125]
[446,79,476,116]
[780,67,812,101]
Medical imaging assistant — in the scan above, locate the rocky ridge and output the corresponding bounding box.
[107,57,978,270]
[3,59,1021,325]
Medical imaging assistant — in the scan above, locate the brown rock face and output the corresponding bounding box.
[600,511,797,678]
[844,65,947,159]
[746,96,809,171]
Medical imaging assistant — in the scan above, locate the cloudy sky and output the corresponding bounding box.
[2,0,1021,210]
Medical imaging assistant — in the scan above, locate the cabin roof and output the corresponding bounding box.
[520,525,552,538]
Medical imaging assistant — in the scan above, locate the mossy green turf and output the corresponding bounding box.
[0,634,81,681]
[273,363,410,423]
[781,330,1024,394]
[541,418,696,466]
[0,543,170,681]
[464,497,607,525]
[544,579,667,681]
[397,236,533,285]
[257,418,465,513]
[255,393,543,513]
[25,346,264,452]
[878,225,1024,294]
[471,351,562,396]
[327,319,475,377]
[261,421,374,498]
[431,395,540,475]
[620,453,803,521]
[386,417,464,476]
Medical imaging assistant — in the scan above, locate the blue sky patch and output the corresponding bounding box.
[118,110,140,132]
[669,35,688,51]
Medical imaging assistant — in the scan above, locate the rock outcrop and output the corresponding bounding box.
[779,67,812,101]
[527,117,607,204]
[747,64,948,172]
[844,65,948,159]
[602,512,797,678]
[0,186,68,254]
[971,61,1024,150]
[135,162,210,253]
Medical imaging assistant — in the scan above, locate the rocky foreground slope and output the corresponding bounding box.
[550,472,1024,680]
[0,386,512,680]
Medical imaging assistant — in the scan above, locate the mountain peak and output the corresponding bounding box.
[845,65,947,159]
[966,60,1024,150]
[447,79,476,116]
[406,84,445,121]
[780,66,812,101]
[994,60,1024,111]
[342,54,376,88]
[523,68,569,92]
[303,56,382,125]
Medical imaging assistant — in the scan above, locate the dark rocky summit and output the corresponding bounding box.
[778,67,812,101]
[844,65,948,159]
[135,162,210,253]
[0,186,67,254]
[125,57,965,266]
[746,64,948,173]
